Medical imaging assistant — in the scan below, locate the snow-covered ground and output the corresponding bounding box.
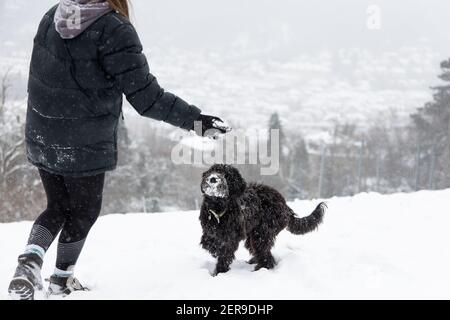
[1,189,449,300]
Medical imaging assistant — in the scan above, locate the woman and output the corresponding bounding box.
[8,0,228,300]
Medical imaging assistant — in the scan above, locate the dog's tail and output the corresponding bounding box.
[287,202,327,235]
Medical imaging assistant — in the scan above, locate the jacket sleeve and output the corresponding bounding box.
[99,22,201,130]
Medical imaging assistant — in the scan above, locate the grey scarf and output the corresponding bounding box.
[54,0,113,39]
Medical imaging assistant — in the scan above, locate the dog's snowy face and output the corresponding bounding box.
[201,172,229,198]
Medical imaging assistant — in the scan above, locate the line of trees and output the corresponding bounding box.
[263,58,450,199]
[0,58,449,222]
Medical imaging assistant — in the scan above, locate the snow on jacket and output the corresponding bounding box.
[26,6,201,177]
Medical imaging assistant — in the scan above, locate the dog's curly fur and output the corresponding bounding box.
[199,164,327,276]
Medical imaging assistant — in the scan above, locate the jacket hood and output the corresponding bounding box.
[54,0,113,39]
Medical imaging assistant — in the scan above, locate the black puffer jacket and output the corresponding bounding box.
[26,6,201,177]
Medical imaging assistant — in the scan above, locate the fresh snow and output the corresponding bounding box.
[1,189,449,300]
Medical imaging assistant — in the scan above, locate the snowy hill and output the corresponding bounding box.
[1,190,449,300]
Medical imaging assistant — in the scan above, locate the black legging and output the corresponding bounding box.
[27,169,105,271]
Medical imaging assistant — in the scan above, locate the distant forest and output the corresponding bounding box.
[1,58,449,222]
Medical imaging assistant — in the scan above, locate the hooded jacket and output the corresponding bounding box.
[26,5,201,177]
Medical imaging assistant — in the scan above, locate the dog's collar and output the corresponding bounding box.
[208,209,227,224]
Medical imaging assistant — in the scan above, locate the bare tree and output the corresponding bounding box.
[0,69,26,221]
[0,67,12,120]
[0,68,26,192]
[0,139,26,189]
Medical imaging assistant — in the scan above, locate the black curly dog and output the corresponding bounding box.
[199,164,327,276]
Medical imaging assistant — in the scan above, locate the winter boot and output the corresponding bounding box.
[47,274,88,297]
[8,253,44,300]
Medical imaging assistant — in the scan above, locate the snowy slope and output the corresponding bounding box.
[1,190,449,300]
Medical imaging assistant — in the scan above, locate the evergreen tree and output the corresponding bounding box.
[265,112,287,191]
[411,58,450,189]
[286,136,310,199]
[268,113,285,151]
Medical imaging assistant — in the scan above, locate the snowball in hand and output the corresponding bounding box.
[211,119,232,136]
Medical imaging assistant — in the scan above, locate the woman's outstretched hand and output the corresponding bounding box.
[192,114,232,140]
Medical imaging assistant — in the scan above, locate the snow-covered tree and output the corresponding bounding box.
[285,135,310,199]
[265,112,288,192]
[0,69,45,222]
[411,58,450,189]
[0,69,26,190]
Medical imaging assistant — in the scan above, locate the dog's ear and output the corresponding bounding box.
[224,166,246,197]
[200,170,209,191]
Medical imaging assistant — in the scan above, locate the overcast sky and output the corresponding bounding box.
[0,0,448,134]
[1,0,449,59]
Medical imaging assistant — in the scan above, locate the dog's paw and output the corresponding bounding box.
[212,265,230,277]
[254,264,275,272]
[254,265,264,272]
[212,269,224,277]
[247,257,258,265]
[253,256,276,271]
